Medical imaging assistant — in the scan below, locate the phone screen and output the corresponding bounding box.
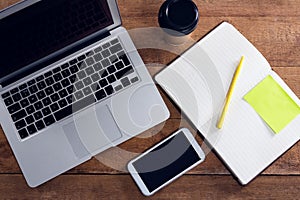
[132,131,201,193]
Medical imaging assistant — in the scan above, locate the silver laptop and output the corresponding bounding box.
[0,0,169,187]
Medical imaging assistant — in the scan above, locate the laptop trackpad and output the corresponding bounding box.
[64,105,122,154]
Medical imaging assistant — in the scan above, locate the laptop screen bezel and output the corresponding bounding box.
[0,0,122,87]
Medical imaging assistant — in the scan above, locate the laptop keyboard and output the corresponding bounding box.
[1,38,140,140]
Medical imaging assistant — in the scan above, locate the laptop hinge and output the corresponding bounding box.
[0,31,111,88]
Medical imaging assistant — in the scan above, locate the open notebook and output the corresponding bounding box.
[155,22,300,185]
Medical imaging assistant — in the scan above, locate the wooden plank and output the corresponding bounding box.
[123,17,300,68]
[0,174,300,199]
[118,0,300,17]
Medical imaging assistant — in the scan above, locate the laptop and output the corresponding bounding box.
[0,0,169,187]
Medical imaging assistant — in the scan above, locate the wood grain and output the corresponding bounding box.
[0,0,300,199]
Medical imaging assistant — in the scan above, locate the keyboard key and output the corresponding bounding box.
[12,109,26,122]
[115,85,123,92]
[61,63,70,69]
[42,97,52,106]
[83,87,92,96]
[62,69,71,78]
[91,73,101,82]
[15,119,26,130]
[131,77,139,83]
[44,71,53,77]
[37,91,46,100]
[66,95,74,104]
[109,44,122,54]
[101,59,110,68]
[26,105,35,115]
[27,124,37,135]
[8,103,21,114]
[99,69,108,78]
[53,82,62,92]
[110,38,119,45]
[61,79,71,87]
[77,71,87,79]
[50,103,59,112]
[58,99,68,108]
[83,77,92,86]
[42,107,51,116]
[78,61,87,69]
[121,77,131,87]
[59,89,68,98]
[69,74,77,83]
[4,97,13,106]
[19,84,27,90]
[52,66,61,74]
[86,57,95,66]
[72,94,96,112]
[28,94,38,104]
[115,66,134,79]
[78,54,86,61]
[54,105,73,121]
[35,120,45,130]
[70,65,79,73]
[1,92,10,99]
[94,46,102,53]
[10,88,19,95]
[12,93,22,102]
[109,55,118,63]
[69,59,77,65]
[102,42,110,49]
[105,85,114,96]
[25,115,35,124]
[45,87,54,95]
[115,61,125,70]
[18,128,28,139]
[95,89,106,100]
[93,63,103,71]
[20,89,30,98]
[118,52,130,66]
[86,51,94,57]
[53,73,63,82]
[93,53,103,62]
[50,93,60,102]
[107,75,117,83]
[29,85,38,94]
[75,81,84,90]
[20,99,30,108]
[44,115,56,126]
[85,67,95,75]
[37,81,46,90]
[66,86,74,94]
[107,65,116,74]
[34,102,43,110]
[91,82,99,92]
[36,75,44,82]
[27,79,36,86]
[75,91,84,100]
[45,77,55,86]
[101,49,111,58]
[99,79,108,88]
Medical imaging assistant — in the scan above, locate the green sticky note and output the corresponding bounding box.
[244,75,300,134]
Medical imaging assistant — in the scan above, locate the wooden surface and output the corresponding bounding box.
[0,0,300,199]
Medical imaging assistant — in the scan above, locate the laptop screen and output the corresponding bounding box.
[0,0,113,81]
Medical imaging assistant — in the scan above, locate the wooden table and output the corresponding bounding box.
[1,0,300,199]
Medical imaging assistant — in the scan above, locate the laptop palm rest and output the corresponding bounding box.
[63,105,122,156]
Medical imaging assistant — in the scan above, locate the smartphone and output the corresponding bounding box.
[127,128,205,196]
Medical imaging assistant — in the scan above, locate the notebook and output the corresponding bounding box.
[155,22,300,185]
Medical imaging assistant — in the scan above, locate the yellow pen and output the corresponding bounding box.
[217,56,245,129]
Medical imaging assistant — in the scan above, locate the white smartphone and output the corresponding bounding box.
[127,128,205,196]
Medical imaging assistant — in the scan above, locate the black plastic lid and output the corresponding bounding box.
[158,0,199,36]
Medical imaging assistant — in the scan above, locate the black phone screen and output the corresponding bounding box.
[132,131,201,193]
